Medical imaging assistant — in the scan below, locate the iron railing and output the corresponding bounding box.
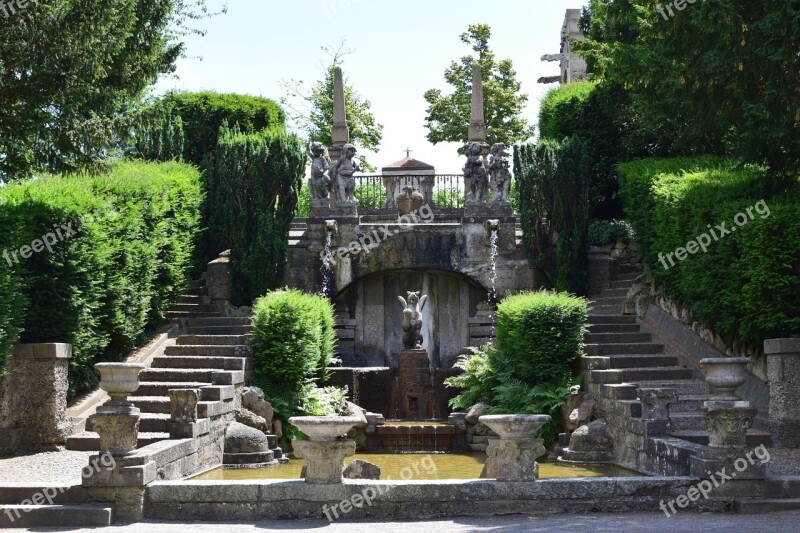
[353,174,464,213]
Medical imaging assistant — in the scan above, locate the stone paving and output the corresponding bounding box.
[766,448,800,476]
[0,449,91,484]
[10,511,800,532]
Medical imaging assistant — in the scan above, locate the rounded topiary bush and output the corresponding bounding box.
[494,291,588,384]
[251,289,335,395]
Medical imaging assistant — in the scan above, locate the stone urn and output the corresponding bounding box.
[288,416,362,442]
[96,363,145,406]
[396,187,424,216]
[700,358,750,400]
[479,414,551,440]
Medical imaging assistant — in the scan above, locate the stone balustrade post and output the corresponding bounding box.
[765,337,800,447]
[168,388,202,438]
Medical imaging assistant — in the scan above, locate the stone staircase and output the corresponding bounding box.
[584,264,771,450]
[0,485,113,528]
[67,280,252,451]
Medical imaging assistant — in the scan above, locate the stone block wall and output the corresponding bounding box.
[0,343,73,454]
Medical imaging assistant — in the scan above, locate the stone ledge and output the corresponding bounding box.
[764,338,800,356]
[12,343,72,360]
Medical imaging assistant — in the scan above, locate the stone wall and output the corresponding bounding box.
[0,343,73,454]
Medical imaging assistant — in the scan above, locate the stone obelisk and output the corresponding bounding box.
[468,63,487,145]
[329,67,349,162]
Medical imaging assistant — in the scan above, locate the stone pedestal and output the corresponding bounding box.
[168,388,201,438]
[394,349,434,420]
[482,438,546,481]
[639,388,677,421]
[0,343,73,453]
[90,410,141,455]
[701,405,757,448]
[293,440,356,484]
[206,252,230,312]
[765,337,800,447]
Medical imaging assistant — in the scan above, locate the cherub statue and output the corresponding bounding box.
[463,141,489,204]
[308,142,331,201]
[398,291,428,349]
[488,142,512,205]
[329,143,359,204]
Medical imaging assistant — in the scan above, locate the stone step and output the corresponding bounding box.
[177,295,206,304]
[139,368,216,383]
[587,323,641,333]
[591,297,626,307]
[671,429,772,448]
[187,325,254,336]
[167,303,220,313]
[735,499,800,514]
[588,304,624,315]
[668,412,707,431]
[139,413,171,433]
[670,395,708,412]
[582,354,679,370]
[618,264,642,274]
[611,280,636,290]
[129,396,171,414]
[584,332,652,344]
[587,315,637,325]
[599,383,640,400]
[186,286,206,297]
[765,477,800,498]
[0,504,114,528]
[136,381,211,396]
[186,317,252,326]
[164,345,247,357]
[188,279,206,289]
[165,311,223,320]
[151,356,246,371]
[629,380,709,395]
[590,366,694,384]
[586,343,664,356]
[177,335,249,346]
[0,485,87,505]
[596,287,630,298]
[65,432,168,451]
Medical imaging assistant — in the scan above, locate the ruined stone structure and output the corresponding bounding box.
[539,8,588,85]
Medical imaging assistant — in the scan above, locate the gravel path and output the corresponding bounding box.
[0,449,93,484]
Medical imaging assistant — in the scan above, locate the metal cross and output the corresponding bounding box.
[404,148,413,158]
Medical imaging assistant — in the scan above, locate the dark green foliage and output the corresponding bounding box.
[0,0,214,180]
[0,269,25,374]
[619,157,800,345]
[538,81,597,141]
[159,91,286,167]
[251,289,342,442]
[588,219,635,246]
[0,160,203,392]
[494,291,588,384]
[131,112,185,162]
[208,124,306,304]
[445,291,587,445]
[578,0,800,174]
[515,138,591,293]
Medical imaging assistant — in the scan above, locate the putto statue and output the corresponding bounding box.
[488,142,512,205]
[308,142,331,202]
[398,291,428,349]
[464,141,489,205]
[329,143,359,205]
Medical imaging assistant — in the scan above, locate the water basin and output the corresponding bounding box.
[190,453,640,481]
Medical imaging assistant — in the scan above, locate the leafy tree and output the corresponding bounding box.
[281,42,383,170]
[576,0,800,173]
[0,0,220,181]
[423,24,533,147]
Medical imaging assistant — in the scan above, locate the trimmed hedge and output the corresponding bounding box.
[494,291,588,384]
[619,157,800,345]
[160,91,285,167]
[538,81,597,141]
[0,160,203,393]
[251,289,335,396]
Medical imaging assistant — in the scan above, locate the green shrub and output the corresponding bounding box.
[538,81,597,141]
[251,289,336,395]
[209,123,306,304]
[158,91,285,167]
[294,185,312,218]
[354,182,387,210]
[619,157,800,345]
[494,291,588,385]
[588,219,635,247]
[444,345,499,411]
[0,268,25,374]
[0,160,203,392]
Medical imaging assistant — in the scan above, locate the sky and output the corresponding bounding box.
[156,0,588,173]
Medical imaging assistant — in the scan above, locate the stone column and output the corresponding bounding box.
[206,251,231,313]
[765,337,800,447]
[483,438,546,481]
[293,440,356,484]
[329,66,349,162]
[468,64,486,144]
[0,343,73,454]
